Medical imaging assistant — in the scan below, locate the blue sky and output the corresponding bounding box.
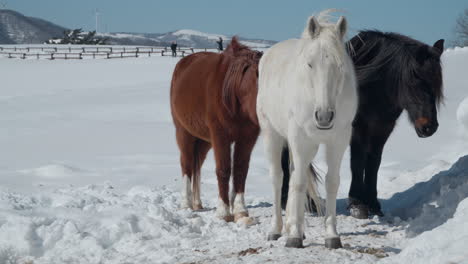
[7,0,467,45]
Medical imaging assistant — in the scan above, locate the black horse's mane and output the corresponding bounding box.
[347,30,443,106]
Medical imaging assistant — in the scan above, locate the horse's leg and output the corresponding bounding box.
[364,121,395,216]
[348,123,370,219]
[263,128,285,240]
[211,132,233,221]
[192,139,211,210]
[232,131,258,222]
[175,126,197,209]
[285,130,317,248]
[323,138,348,249]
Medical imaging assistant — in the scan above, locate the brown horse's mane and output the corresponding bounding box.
[221,37,262,117]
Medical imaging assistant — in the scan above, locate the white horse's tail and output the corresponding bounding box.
[306,163,323,216]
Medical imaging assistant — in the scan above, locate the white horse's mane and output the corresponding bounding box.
[301,9,348,71]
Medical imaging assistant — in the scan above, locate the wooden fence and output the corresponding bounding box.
[0,46,220,60]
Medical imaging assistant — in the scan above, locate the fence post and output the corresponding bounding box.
[37,54,39,60]
[8,53,12,58]
[182,51,185,57]
[161,50,164,56]
[79,53,83,59]
[51,54,54,60]
[93,53,96,59]
[121,52,123,58]
[107,53,110,59]
[148,51,151,57]
[22,53,26,59]
[65,54,68,60]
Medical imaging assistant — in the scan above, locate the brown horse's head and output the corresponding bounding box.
[222,37,262,125]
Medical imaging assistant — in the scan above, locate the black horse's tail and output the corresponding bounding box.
[281,147,321,214]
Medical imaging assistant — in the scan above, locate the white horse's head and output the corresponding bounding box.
[300,12,350,130]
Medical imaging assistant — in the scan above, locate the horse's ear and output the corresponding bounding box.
[307,16,321,38]
[336,16,347,39]
[433,39,444,55]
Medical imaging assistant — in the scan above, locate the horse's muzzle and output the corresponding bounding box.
[315,109,335,130]
[416,122,438,138]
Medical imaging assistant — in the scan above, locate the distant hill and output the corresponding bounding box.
[99,30,276,48]
[0,9,276,48]
[0,9,66,44]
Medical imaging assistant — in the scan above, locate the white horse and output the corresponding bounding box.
[257,11,357,248]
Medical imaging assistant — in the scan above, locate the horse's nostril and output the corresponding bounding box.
[329,111,335,122]
[424,126,431,134]
[315,111,319,121]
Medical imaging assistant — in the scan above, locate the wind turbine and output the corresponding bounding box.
[94,8,100,33]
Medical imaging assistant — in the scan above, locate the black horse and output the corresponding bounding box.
[280,30,445,218]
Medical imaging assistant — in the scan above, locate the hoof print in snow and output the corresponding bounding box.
[325,237,342,249]
[285,238,303,248]
[267,233,281,241]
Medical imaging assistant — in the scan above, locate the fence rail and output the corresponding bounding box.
[0,45,220,60]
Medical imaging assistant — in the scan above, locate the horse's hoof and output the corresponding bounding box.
[325,237,342,249]
[193,204,203,211]
[349,204,369,219]
[222,215,234,222]
[285,238,304,248]
[234,212,249,222]
[267,233,281,241]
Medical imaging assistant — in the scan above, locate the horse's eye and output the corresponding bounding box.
[307,63,313,68]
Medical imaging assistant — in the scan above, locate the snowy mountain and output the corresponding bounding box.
[99,29,276,48]
[0,9,66,44]
[0,9,276,48]
[153,29,276,48]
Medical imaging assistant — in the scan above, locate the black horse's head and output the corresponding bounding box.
[400,39,444,138]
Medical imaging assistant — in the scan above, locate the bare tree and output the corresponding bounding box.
[454,9,468,47]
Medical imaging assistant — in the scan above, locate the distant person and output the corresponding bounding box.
[171,41,177,57]
[216,37,223,51]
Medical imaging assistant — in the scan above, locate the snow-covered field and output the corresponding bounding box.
[1,47,468,264]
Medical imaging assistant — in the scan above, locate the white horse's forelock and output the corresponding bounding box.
[301,9,348,72]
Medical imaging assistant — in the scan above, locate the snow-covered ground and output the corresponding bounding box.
[1,47,468,264]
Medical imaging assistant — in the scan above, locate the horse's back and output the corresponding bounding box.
[171,52,223,141]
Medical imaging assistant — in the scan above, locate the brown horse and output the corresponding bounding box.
[170,37,262,222]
